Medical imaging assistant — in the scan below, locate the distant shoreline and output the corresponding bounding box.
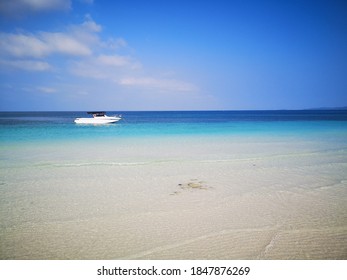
[305,106,347,110]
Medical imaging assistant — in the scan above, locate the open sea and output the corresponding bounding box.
[1,110,347,259]
[1,110,347,143]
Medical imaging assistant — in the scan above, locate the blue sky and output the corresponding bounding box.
[0,0,346,111]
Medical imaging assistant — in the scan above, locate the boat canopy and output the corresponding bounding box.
[87,111,106,116]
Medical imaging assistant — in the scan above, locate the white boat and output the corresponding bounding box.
[74,112,122,124]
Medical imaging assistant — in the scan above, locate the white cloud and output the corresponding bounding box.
[80,15,102,32]
[70,61,199,93]
[24,0,70,11]
[69,53,141,80]
[40,32,92,56]
[0,0,71,17]
[0,33,50,58]
[119,77,198,92]
[97,54,141,69]
[69,60,108,79]
[0,59,51,71]
[0,15,199,97]
[0,31,92,58]
[0,17,104,74]
[0,16,102,59]
[101,38,128,50]
[97,54,129,66]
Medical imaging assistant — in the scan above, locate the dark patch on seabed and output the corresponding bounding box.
[170,179,213,195]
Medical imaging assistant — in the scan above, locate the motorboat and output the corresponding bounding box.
[74,112,122,124]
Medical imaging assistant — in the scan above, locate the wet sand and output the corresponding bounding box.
[0,136,346,259]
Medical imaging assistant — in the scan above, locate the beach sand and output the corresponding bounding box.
[0,135,346,259]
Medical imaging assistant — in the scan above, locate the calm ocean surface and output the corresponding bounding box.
[1,110,347,144]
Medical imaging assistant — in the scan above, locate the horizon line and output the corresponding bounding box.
[1,106,347,113]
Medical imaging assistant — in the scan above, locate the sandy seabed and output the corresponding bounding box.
[1,135,346,259]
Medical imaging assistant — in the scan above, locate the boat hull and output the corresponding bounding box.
[74,117,121,124]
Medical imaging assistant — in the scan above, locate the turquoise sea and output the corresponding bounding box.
[1,110,347,144]
[1,110,347,259]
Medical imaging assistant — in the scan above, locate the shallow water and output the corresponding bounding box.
[0,111,347,259]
